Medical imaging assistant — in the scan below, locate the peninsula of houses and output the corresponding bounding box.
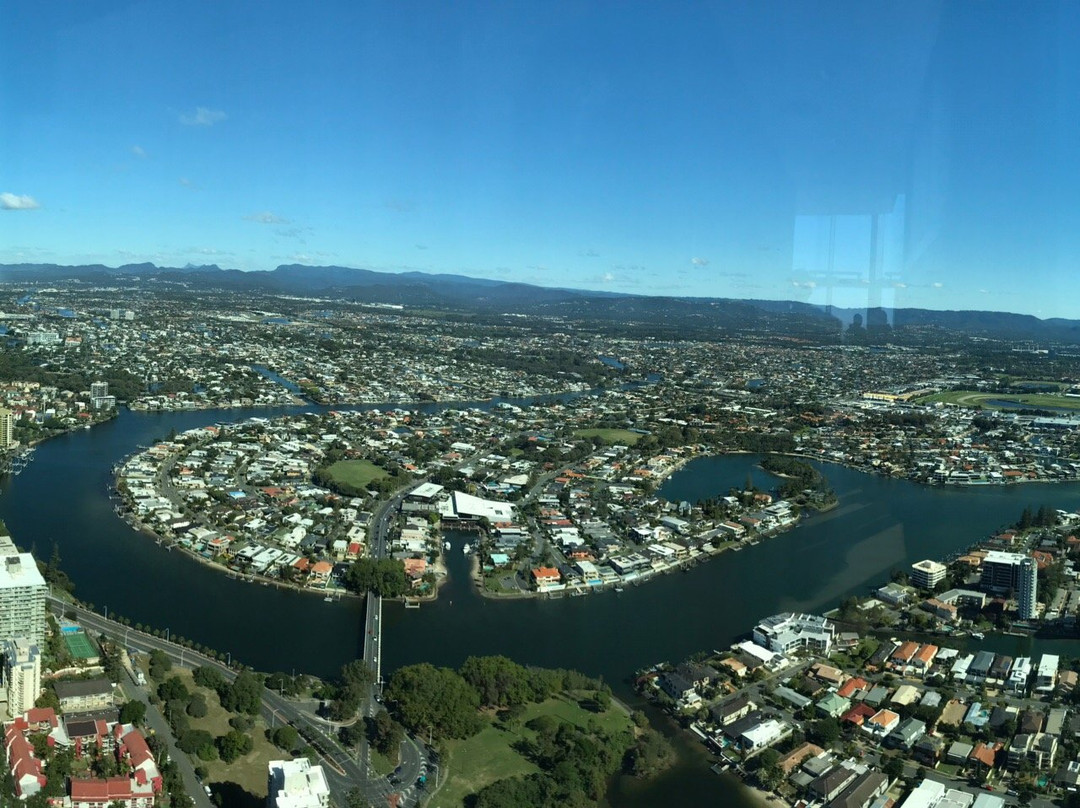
[113,402,813,601]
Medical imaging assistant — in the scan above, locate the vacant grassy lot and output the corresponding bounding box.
[918,390,1080,410]
[323,459,388,488]
[438,693,632,807]
[163,668,284,802]
[574,428,643,445]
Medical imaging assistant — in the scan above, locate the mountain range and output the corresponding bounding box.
[1,262,1077,343]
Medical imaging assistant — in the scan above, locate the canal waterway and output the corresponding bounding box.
[5,410,1080,805]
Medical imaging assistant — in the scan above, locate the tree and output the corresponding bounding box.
[157,676,189,703]
[215,730,253,763]
[882,755,905,780]
[270,725,300,752]
[177,730,215,756]
[385,663,484,740]
[119,700,147,726]
[808,717,841,747]
[219,671,264,715]
[460,655,536,708]
[187,694,208,718]
[193,666,225,690]
[148,649,172,681]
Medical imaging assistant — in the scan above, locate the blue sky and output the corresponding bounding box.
[2,1,1078,318]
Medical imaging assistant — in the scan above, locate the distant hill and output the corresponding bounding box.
[1,261,1078,342]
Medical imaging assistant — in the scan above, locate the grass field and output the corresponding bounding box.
[574,428,644,445]
[438,693,632,807]
[917,390,1080,410]
[164,669,284,803]
[323,459,388,488]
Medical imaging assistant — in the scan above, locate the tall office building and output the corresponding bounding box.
[0,407,14,450]
[3,639,42,715]
[0,549,47,647]
[1018,557,1038,620]
[89,381,109,399]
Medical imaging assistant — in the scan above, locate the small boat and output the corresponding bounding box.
[463,543,471,554]
[614,587,625,594]
[971,631,985,640]
[444,541,451,550]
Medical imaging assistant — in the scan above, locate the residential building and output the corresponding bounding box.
[54,678,114,714]
[981,550,1027,594]
[752,613,835,656]
[0,550,47,646]
[3,639,41,715]
[0,408,13,449]
[911,559,947,590]
[268,759,330,808]
[1018,557,1038,620]
[831,771,889,808]
[1009,657,1032,693]
[3,721,45,798]
[1036,654,1060,693]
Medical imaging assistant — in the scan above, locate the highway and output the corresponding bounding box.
[48,594,428,807]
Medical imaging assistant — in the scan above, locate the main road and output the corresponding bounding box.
[50,594,426,807]
[356,484,431,802]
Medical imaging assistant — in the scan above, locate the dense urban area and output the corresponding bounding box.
[7,278,1080,808]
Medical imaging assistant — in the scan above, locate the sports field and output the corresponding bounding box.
[323,459,388,488]
[63,630,99,660]
[574,428,644,445]
[917,390,1080,410]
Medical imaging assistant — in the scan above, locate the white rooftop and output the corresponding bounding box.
[0,553,47,591]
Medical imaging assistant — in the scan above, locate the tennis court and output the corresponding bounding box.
[63,631,99,660]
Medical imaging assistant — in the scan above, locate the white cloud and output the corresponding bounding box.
[932,282,944,289]
[978,288,989,294]
[893,282,907,289]
[602,271,615,283]
[690,256,709,266]
[131,145,147,158]
[245,211,290,225]
[1,193,40,210]
[791,279,817,289]
[179,107,227,126]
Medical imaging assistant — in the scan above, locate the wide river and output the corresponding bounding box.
[5,407,1080,805]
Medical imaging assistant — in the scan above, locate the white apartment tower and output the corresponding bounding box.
[1018,557,1038,620]
[911,559,947,590]
[3,639,42,715]
[0,545,47,647]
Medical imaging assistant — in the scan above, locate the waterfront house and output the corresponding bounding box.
[737,718,789,754]
[659,673,699,706]
[807,764,858,803]
[709,694,754,727]
[830,771,889,808]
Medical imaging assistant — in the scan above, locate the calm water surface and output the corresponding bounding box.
[6,413,1080,806]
